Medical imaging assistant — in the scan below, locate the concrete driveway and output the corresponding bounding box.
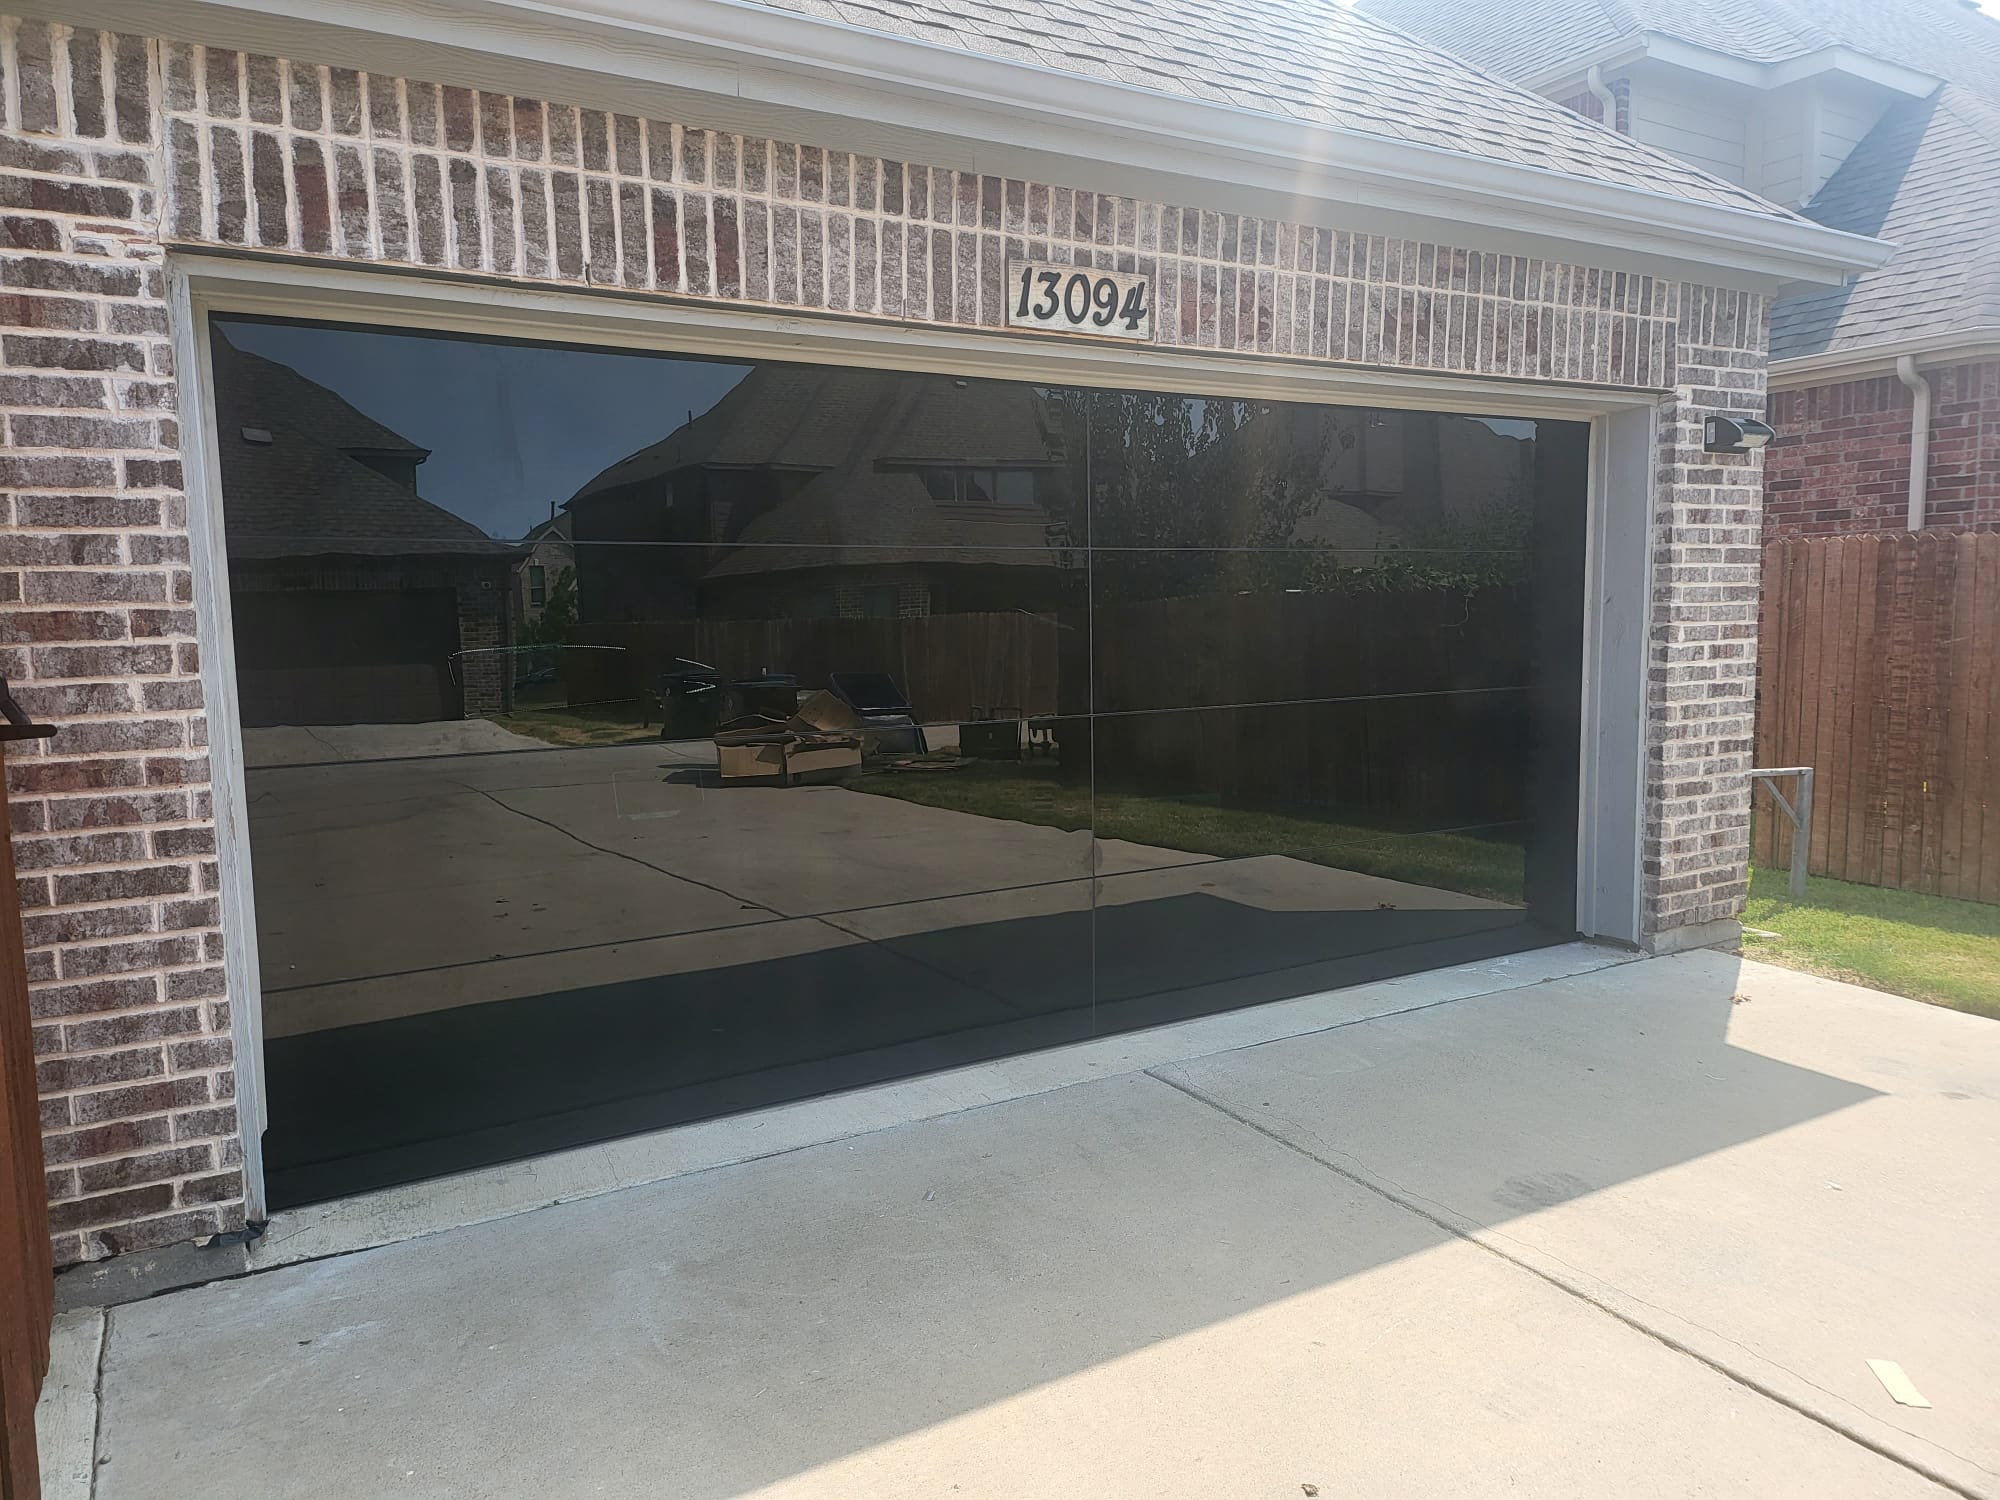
[43,948,1999,1499]
[246,736,1510,1037]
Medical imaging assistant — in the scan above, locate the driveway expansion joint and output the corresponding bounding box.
[1144,1067,1987,1500]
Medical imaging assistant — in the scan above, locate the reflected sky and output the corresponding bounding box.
[219,318,751,541]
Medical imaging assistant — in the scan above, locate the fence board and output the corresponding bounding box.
[1756,532,2000,902]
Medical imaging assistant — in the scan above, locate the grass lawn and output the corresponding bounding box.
[856,760,1526,903]
[1742,864,2000,1020]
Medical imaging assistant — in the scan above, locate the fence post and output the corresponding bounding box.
[1749,766,1814,901]
[1791,767,1813,901]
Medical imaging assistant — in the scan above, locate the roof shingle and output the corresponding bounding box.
[746,0,1803,218]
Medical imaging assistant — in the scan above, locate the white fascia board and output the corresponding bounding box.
[57,0,1890,288]
[1768,330,2000,388]
[1540,33,1939,100]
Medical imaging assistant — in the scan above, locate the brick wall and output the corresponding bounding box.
[0,16,1769,1260]
[1647,300,1770,938]
[1,19,243,1264]
[1765,362,2000,537]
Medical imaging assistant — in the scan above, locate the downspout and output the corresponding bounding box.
[1895,355,1931,530]
[1585,66,1617,128]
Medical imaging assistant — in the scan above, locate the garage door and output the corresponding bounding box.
[231,589,465,728]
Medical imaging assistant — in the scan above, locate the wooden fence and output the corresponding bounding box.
[565,586,1545,830]
[1755,532,2000,903]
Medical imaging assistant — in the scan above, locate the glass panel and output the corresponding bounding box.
[1081,392,1585,1027]
[211,312,1586,1207]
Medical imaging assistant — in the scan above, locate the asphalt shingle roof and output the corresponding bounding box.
[745,0,1802,217]
[1773,86,2000,358]
[569,366,1073,575]
[1356,0,2000,356]
[213,335,518,561]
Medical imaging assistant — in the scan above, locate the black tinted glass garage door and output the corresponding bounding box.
[208,315,1589,1208]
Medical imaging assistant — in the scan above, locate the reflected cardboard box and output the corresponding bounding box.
[714,689,866,785]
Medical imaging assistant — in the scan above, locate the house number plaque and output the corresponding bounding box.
[1006,261,1153,341]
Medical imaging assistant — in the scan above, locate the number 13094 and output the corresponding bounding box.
[1006,262,1153,340]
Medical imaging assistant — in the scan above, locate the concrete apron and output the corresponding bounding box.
[49,949,2000,1500]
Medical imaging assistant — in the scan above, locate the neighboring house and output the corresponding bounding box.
[0,0,1884,1273]
[210,334,519,723]
[1192,408,1536,554]
[512,510,574,628]
[1362,0,2000,536]
[565,366,1077,621]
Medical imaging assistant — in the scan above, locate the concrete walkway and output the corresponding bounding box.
[45,949,2000,1499]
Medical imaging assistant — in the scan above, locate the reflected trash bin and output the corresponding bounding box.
[659,660,724,740]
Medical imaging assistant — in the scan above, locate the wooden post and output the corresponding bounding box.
[0,710,56,1500]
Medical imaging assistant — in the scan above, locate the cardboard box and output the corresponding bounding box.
[781,741,863,781]
[791,690,865,734]
[716,738,789,781]
[713,718,862,784]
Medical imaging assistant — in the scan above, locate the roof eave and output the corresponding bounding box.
[1533,34,1940,100]
[47,0,1892,289]
[1769,328,2000,388]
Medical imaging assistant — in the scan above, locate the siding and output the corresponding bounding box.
[1628,74,1751,185]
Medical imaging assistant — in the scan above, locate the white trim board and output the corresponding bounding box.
[243,941,1638,1272]
[174,254,1661,1219]
[37,0,1890,293]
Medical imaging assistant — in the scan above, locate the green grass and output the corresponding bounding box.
[855,760,1526,903]
[1742,865,2000,1019]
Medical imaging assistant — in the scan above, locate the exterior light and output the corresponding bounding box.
[1703,415,1776,454]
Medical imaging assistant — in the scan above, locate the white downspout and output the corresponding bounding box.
[1585,66,1617,128]
[1895,355,1931,530]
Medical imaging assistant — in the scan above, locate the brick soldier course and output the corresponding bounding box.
[2,14,1772,1264]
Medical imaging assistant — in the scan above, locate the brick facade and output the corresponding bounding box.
[1765,362,2000,537]
[1,16,1769,1262]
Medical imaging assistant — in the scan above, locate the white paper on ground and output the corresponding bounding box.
[1866,1358,1932,1409]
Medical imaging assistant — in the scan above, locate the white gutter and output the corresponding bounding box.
[1895,355,1932,531]
[1585,65,1618,125]
[44,0,1894,288]
[1767,330,2000,388]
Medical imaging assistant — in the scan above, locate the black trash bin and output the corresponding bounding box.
[659,660,724,740]
[729,670,799,721]
[828,671,928,756]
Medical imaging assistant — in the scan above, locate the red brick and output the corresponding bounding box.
[76,1143,214,1193]
[52,863,193,903]
[40,1115,173,1165]
[29,975,158,1021]
[82,1205,230,1259]
[178,1168,243,1206]
[58,934,202,979]
[21,903,154,948]
[165,966,226,1001]
[48,1183,175,1234]
[37,1045,164,1093]
[47,789,190,829]
[71,1074,210,1125]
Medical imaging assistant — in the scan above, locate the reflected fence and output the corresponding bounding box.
[551,584,1541,832]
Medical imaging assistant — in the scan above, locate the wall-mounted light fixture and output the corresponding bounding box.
[1703,415,1777,454]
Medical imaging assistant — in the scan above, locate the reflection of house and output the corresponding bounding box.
[512,512,574,628]
[212,332,518,725]
[1200,408,1534,551]
[564,366,1078,621]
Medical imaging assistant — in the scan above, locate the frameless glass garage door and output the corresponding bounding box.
[207,315,1585,1206]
